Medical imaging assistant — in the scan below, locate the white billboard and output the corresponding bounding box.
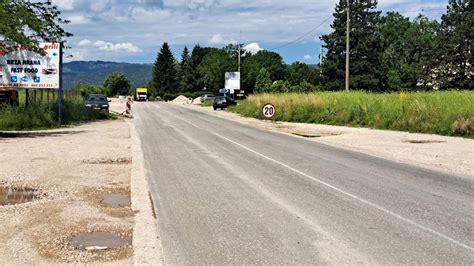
[225,72,240,94]
[0,43,60,89]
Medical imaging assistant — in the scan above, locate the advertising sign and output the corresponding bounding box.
[0,43,60,89]
[225,72,240,94]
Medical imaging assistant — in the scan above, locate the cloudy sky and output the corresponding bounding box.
[53,0,448,64]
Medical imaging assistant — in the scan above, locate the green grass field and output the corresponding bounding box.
[230,91,474,138]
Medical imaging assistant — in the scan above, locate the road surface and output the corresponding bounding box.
[133,102,473,265]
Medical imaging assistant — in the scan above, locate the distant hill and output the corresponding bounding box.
[63,61,153,90]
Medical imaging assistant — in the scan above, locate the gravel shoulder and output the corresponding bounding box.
[0,118,134,264]
[183,103,473,179]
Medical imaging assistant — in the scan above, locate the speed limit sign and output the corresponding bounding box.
[261,103,276,120]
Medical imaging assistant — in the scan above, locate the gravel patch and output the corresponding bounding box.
[0,119,134,264]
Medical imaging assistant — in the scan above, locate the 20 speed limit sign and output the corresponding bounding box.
[261,103,276,120]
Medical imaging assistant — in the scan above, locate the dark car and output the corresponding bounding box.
[85,94,109,111]
[213,96,236,110]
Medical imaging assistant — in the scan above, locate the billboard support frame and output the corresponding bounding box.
[58,42,63,125]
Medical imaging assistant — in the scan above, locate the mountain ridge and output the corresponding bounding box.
[63,60,153,90]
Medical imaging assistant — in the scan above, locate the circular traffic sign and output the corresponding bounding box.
[261,103,276,120]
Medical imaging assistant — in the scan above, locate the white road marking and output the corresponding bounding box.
[175,114,474,252]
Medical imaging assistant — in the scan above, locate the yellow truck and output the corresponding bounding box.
[135,88,148,101]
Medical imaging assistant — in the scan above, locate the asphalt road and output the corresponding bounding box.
[133,102,473,265]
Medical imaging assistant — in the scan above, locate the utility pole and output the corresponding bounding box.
[319,45,323,67]
[345,0,350,91]
[238,30,241,72]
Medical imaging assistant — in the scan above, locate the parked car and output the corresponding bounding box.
[213,96,236,110]
[200,94,215,102]
[85,94,109,111]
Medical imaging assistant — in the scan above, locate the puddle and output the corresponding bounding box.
[70,232,131,250]
[404,140,446,144]
[0,186,40,205]
[83,158,132,165]
[102,194,130,207]
[292,132,322,138]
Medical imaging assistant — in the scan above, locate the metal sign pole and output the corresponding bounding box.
[58,42,63,125]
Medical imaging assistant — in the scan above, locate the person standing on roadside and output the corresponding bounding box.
[126,96,133,117]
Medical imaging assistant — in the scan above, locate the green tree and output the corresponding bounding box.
[103,72,131,96]
[255,68,272,93]
[253,51,287,81]
[0,0,72,50]
[439,0,473,89]
[189,45,218,91]
[321,0,383,91]
[72,83,108,98]
[380,13,440,91]
[240,54,261,93]
[197,49,233,92]
[287,62,312,86]
[152,42,178,95]
[178,46,194,92]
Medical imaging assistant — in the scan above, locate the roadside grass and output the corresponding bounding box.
[201,100,213,107]
[229,91,474,138]
[0,94,109,131]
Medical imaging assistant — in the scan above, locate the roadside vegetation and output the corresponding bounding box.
[0,92,109,131]
[230,91,474,138]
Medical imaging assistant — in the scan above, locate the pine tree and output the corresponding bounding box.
[255,68,272,93]
[178,46,194,92]
[189,45,207,91]
[439,0,473,89]
[152,42,178,95]
[321,0,383,91]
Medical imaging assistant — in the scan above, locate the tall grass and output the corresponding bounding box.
[230,91,474,138]
[0,95,109,131]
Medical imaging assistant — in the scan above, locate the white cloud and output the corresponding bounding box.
[78,39,92,46]
[98,42,143,53]
[244,43,263,55]
[67,15,92,25]
[51,0,75,11]
[78,39,142,53]
[93,40,107,47]
[208,34,236,45]
[90,1,111,12]
[303,54,312,61]
[60,0,446,63]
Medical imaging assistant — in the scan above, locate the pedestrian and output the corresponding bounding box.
[126,96,133,117]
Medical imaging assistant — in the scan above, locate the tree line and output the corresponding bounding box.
[322,0,472,91]
[151,0,472,95]
[148,42,321,98]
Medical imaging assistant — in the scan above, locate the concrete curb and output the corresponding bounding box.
[128,119,164,265]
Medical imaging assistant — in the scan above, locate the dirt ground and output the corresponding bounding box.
[183,104,473,179]
[0,118,134,264]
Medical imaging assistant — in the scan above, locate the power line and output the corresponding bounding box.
[269,15,332,51]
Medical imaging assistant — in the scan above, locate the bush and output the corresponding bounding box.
[270,80,291,93]
[0,96,109,130]
[230,91,474,138]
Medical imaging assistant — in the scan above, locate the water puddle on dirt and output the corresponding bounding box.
[292,132,322,138]
[83,158,132,165]
[404,140,446,144]
[0,186,40,205]
[102,194,130,207]
[70,232,131,250]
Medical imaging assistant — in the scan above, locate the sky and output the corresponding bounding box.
[53,0,449,64]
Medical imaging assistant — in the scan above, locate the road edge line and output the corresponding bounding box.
[128,119,165,265]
